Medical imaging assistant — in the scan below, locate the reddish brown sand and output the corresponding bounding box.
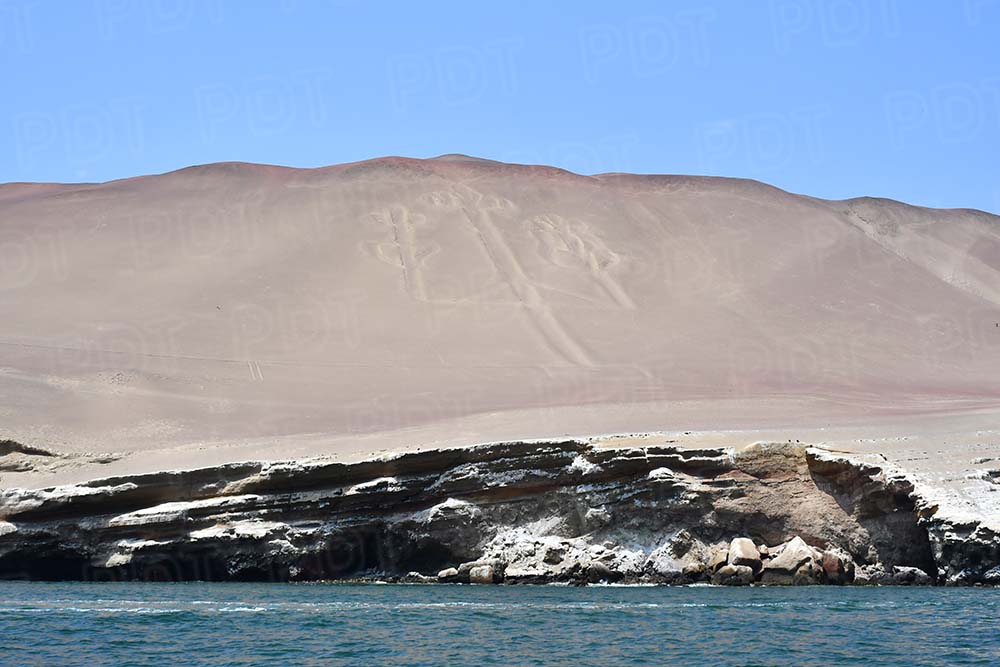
[1,155,999,520]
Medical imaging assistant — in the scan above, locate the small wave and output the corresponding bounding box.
[7,606,187,615]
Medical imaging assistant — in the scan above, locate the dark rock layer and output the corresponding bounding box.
[0,441,995,584]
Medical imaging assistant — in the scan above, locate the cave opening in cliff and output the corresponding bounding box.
[0,550,92,581]
[292,528,385,580]
[392,539,455,574]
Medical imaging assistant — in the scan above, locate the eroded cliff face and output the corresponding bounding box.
[0,441,995,584]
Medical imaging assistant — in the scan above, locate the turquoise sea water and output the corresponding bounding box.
[2,582,998,666]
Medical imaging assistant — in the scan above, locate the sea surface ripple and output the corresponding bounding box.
[2,582,998,666]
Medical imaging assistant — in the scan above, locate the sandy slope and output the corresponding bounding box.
[1,155,999,514]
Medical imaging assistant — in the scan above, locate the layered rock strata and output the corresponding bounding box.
[0,439,995,584]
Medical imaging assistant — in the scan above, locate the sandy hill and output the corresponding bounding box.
[1,155,999,510]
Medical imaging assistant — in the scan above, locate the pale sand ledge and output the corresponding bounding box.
[4,417,998,534]
[5,403,999,532]
[5,397,1000,478]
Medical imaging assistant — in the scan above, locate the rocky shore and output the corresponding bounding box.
[1,439,997,585]
[423,534,947,586]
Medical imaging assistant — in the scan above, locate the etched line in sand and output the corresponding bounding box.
[387,206,429,302]
[367,206,432,302]
[457,188,594,367]
[246,360,263,381]
[528,214,635,309]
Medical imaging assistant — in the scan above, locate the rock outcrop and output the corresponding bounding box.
[727,538,762,573]
[712,564,755,586]
[468,564,495,584]
[760,537,818,585]
[0,439,995,584]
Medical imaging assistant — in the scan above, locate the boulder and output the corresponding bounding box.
[437,567,459,582]
[586,561,621,583]
[644,543,685,581]
[708,548,729,572]
[712,564,755,586]
[728,538,762,573]
[583,507,612,530]
[792,560,823,585]
[983,566,1000,585]
[760,536,816,584]
[891,566,933,586]
[469,564,495,584]
[458,560,500,580]
[820,549,854,585]
[853,564,891,586]
[681,561,708,582]
[542,545,566,565]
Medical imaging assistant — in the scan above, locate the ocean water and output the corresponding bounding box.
[1,583,998,667]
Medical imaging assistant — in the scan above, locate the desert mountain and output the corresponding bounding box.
[1,155,999,501]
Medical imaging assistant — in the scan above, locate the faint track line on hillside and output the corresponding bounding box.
[388,206,429,302]
[0,339,595,370]
[456,186,595,367]
[247,360,264,381]
[528,213,636,309]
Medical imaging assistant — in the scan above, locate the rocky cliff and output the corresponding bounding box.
[0,440,996,585]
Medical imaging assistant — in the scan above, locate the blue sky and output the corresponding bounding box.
[3,1,998,212]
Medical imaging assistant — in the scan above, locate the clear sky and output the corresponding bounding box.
[3,1,998,212]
